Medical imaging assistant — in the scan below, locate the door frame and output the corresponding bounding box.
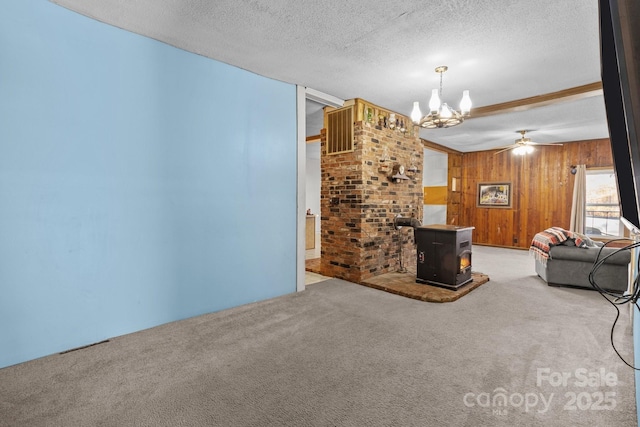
[296,86,344,292]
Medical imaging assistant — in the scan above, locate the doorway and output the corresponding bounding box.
[296,87,344,291]
[422,147,448,226]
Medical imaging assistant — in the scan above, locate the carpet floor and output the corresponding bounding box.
[0,245,636,426]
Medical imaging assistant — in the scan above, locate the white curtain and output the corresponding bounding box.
[569,165,587,233]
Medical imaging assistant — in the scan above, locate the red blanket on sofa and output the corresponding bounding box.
[530,227,587,265]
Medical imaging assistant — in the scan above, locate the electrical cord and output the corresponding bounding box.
[588,238,640,369]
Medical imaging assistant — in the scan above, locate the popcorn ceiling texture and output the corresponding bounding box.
[50,0,608,152]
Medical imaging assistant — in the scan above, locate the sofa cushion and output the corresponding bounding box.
[548,245,630,265]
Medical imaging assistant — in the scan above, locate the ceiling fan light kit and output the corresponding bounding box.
[513,145,535,155]
[412,66,471,129]
[494,130,563,155]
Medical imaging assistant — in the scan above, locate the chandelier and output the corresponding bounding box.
[411,66,471,129]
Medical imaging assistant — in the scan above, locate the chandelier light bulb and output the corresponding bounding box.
[525,145,534,154]
[460,90,472,115]
[410,102,422,123]
[428,89,441,113]
[440,103,453,119]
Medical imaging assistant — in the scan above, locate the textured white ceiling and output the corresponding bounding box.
[50,0,609,152]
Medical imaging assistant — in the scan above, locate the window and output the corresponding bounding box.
[585,169,622,237]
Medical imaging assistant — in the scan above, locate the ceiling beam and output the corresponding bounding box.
[421,138,462,154]
[471,82,603,119]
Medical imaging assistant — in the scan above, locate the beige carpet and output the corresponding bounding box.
[0,246,635,427]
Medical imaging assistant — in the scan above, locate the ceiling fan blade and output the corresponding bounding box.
[493,144,519,154]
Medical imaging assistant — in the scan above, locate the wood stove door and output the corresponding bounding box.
[416,228,456,284]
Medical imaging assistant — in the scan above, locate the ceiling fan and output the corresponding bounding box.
[494,130,562,155]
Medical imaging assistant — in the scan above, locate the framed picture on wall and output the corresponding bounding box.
[477,182,512,208]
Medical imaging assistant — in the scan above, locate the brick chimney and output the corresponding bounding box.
[320,100,423,283]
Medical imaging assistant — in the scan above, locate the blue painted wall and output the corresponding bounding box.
[0,1,297,368]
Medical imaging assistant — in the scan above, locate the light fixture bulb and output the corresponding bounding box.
[410,102,422,123]
[440,103,453,119]
[525,145,534,154]
[513,146,525,155]
[428,89,440,113]
[460,90,472,115]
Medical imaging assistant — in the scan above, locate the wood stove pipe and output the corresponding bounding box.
[394,216,422,230]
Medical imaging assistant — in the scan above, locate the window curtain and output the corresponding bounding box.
[569,165,587,233]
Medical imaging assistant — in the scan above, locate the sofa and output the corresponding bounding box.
[534,240,631,293]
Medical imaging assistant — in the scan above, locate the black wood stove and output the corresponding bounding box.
[415,224,475,290]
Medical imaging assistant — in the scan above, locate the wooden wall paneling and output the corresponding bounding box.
[543,145,563,228]
[514,154,528,246]
[594,138,613,164]
[513,155,522,246]
[459,138,614,249]
[467,149,517,247]
[523,149,544,246]
[447,153,463,225]
[580,140,597,167]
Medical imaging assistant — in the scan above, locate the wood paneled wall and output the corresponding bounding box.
[447,153,463,225]
[457,138,613,249]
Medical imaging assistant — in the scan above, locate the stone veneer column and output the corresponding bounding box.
[320,118,423,283]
